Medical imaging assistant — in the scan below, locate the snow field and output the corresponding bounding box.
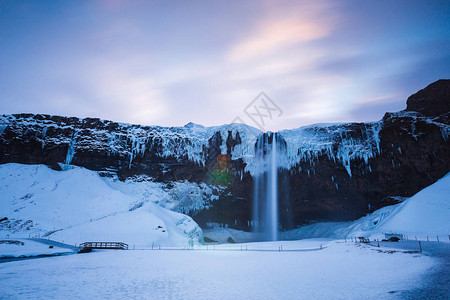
[0,239,437,299]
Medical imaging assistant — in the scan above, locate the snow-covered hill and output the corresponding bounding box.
[282,172,450,240]
[0,164,203,247]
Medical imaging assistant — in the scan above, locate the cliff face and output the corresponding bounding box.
[1,80,449,230]
[406,79,450,121]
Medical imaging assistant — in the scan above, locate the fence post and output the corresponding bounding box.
[427,236,429,242]
[418,241,422,253]
[437,236,439,242]
[377,239,379,247]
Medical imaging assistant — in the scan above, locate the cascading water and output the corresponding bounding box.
[268,133,278,240]
[252,132,286,241]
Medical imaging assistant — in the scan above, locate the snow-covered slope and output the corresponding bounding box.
[283,172,450,240]
[0,164,203,247]
[378,172,450,235]
[105,175,224,215]
[0,239,76,258]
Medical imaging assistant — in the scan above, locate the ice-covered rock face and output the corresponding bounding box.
[0,114,387,178]
[0,114,260,171]
[279,122,382,177]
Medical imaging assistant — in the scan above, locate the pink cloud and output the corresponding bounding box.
[228,18,331,61]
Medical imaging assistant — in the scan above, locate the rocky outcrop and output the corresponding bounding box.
[0,80,449,230]
[284,110,449,227]
[406,79,450,121]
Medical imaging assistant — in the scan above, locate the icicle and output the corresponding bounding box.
[0,124,7,135]
[62,132,77,170]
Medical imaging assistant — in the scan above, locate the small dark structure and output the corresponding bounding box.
[382,236,401,242]
[385,233,403,240]
[358,237,370,243]
[79,242,128,250]
[78,247,92,254]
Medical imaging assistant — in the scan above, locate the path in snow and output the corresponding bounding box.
[26,238,80,251]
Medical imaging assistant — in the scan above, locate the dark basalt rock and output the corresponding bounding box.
[0,80,449,231]
[406,79,450,118]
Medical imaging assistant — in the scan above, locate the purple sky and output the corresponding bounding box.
[1,0,449,131]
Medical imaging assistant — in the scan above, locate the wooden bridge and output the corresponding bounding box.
[79,242,128,250]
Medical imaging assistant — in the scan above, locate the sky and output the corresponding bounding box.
[0,0,449,131]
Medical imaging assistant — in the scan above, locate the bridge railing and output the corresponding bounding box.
[79,242,128,250]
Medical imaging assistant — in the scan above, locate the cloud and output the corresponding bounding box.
[228,18,330,62]
[1,0,448,131]
[81,61,169,124]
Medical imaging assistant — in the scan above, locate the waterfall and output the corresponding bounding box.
[268,133,278,241]
[253,132,286,241]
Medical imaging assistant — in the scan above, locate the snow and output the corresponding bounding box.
[283,172,450,241]
[0,164,203,247]
[378,172,450,236]
[203,227,261,244]
[0,239,437,299]
[0,239,75,258]
[104,175,223,215]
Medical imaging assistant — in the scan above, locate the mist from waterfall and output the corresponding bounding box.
[252,132,286,241]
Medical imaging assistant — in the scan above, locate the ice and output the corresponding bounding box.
[2,113,448,177]
[279,121,383,177]
[63,132,77,169]
[0,124,7,135]
[0,114,387,177]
